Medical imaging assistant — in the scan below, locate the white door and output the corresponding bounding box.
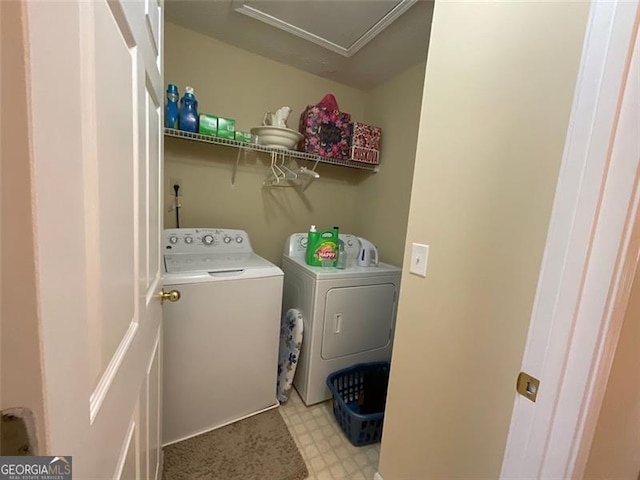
[501,2,640,478]
[27,0,165,478]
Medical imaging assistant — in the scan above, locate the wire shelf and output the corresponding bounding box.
[164,128,379,172]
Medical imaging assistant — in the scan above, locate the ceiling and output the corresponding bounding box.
[165,0,434,91]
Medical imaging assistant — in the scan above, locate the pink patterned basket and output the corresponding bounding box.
[299,105,351,160]
[348,122,382,165]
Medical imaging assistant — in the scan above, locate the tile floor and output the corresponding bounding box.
[279,389,380,480]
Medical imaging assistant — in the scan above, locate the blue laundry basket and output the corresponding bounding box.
[326,361,391,446]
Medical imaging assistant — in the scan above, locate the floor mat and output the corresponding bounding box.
[162,408,308,480]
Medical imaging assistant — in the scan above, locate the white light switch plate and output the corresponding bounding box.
[410,243,429,277]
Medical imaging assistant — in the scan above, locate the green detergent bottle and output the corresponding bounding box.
[306,225,339,267]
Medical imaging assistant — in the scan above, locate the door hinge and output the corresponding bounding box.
[516,372,540,402]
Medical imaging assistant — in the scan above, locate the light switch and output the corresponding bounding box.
[410,243,429,277]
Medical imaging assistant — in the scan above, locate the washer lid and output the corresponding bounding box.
[164,252,276,274]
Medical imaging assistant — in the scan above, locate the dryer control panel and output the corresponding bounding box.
[163,228,253,253]
[284,233,361,261]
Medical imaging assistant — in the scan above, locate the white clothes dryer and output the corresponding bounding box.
[281,233,401,406]
[162,228,283,446]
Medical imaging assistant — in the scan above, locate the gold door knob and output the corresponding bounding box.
[159,289,181,304]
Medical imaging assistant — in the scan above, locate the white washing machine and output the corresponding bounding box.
[281,233,401,406]
[162,228,283,446]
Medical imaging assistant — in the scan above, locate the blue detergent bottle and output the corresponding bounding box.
[179,86,199,133]
[165,84,179,129]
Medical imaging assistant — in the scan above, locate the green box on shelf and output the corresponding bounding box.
[235,131,252,143]
[198,114,218,136]
[217,117,236,139]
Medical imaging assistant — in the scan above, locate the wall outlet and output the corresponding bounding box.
[169,177,183,196]
[410,243,429,277]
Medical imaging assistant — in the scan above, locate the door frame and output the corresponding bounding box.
[500,1,640,478]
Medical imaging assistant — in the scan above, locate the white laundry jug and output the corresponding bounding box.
[356,237,379,267]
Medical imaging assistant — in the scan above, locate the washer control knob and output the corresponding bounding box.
[223,236,232,244]
[169,235,178,245]
[235,236,243,244]
[202,234,214,246]
[347,239,353,247]
[184,236,193,244]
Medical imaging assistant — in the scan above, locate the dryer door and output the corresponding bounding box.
[321,283,396,360]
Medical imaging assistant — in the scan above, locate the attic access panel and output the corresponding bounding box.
[233,0,418,57]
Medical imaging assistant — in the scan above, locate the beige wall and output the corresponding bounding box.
[379,2,589,478]
[164,22,425,265]
[584,266,640,479]
[0,0,48,453]
[164,22,371,264]
[358,63,426,267]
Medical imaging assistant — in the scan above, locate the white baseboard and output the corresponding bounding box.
[374,472,384,480]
